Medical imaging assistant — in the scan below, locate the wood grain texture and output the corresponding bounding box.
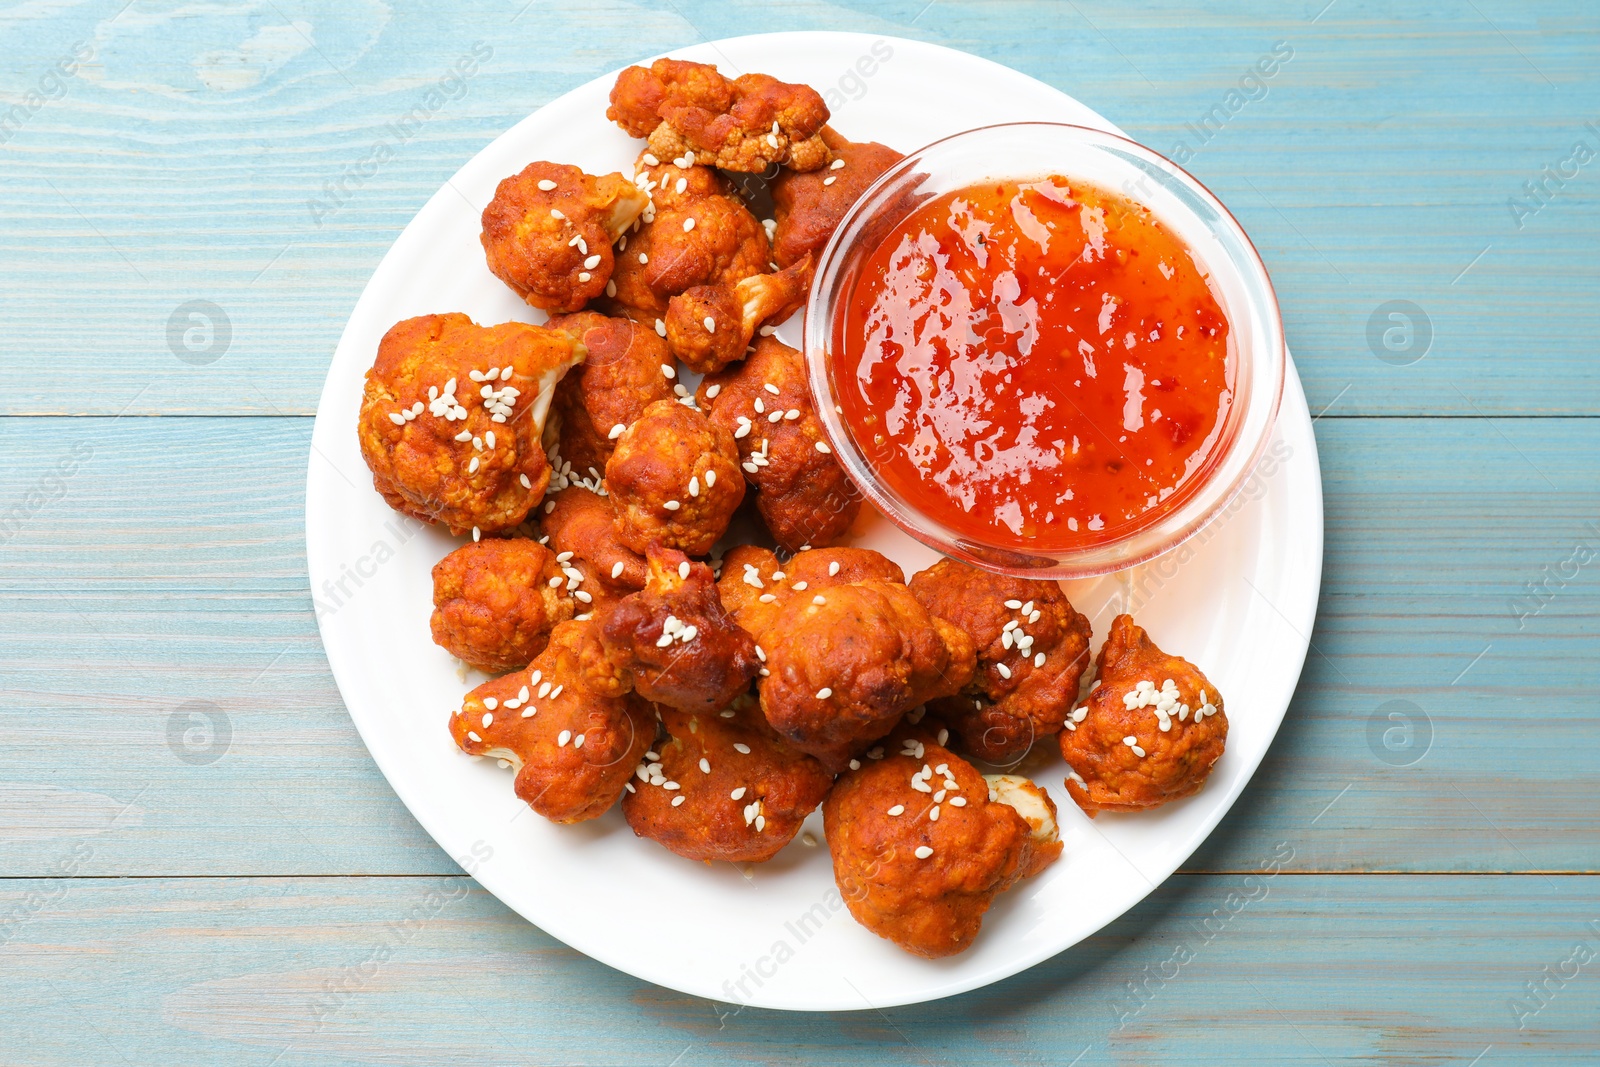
[0,1,1596,415]
[2,874,1594,1065]
[0,415,1594,876]
[1,0,1596,1058]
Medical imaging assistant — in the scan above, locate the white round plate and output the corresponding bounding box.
[306,31,1323,1011]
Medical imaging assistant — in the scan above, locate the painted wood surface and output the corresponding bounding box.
[1,0,1597,1063]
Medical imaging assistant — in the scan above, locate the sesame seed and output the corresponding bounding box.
[929,806,940,821]
[521,707,535,718]
[887,805,905,816]
[849,759,860,770]
[758,593,775,603]
[573,733,586,749]
[388,412,406,426]
[671,795,685,806]
[754,815,766,832]
[733,743,751,754]
[467,731,481,742]
[538,682,551,698]
[611,561,625,579]
[950,796,967,807]
[608,422,626,440]
[699,758,711,773]
[643,153,659,166]
[550,208,565,219]
[792,581,808,591]
[663,780,680,790]
[823,176,837,186]
[549,576,563,587]
[606,280,617,296]
[577,272,591,282]
[472,527,481,542]
[753,398,765,414]
[683,217,695,232]
[997,662,1012,679]
[483,697,498,710]
[664,499,680,511]
[520,474,532,489]
[662,364,675,379]
[468,457,480,474]
[557,730,572,746]
[655,319,666,337]
[583,254,601,270]
[703,316,716,333]
[815,687,832,700]
[574,590,592,603]
[812,595,826,606]
[815,441,832,454]
[537,178,557,190]
[730,787,746,800]
[830,158,846,170]
[482,712,493,728]
[675,177,687,194]
[639,252,648,264]
[678,560,691,579]
[914,846,934,859]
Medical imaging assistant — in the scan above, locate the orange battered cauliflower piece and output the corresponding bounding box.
[539,485,648,605]
[909,559,1093,765]
[581,546,759,711]
[823,743,1056,957]
[697,336,859,551]
[664,255,812,374]
[449,620,654,823]
[623,695,833,863]
[605,399,745,556]
[607,58,831,173]
[605,161,770,320]
[544,311,675,478]
[481,161,649,313]
[430,538,575,674]
[770,128,904,268]
[716,544,903,640]
[1059,615,1228,815]
[357,313,583,536]
[737,573,975,772]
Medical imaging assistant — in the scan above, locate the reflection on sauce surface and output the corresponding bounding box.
[838,176,1233,551]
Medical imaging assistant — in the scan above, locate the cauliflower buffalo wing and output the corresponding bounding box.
[723,553,974,771]
[539,484,649,610]
[582,546,759,711]
[823,743,1058,957]
[770,128,904,268]
[605,399,745,556]
[1059,614,1228,815]
[698,336,860,551]
[430,538,576,674]
[605,158,770,320]
[481,162,648,313]
[909,559,1093,765]
[623,696,832,863]
[545,310,675,477]
[449,620,654,823]
[357,313,582,536]
[664,255,813,374]
[608,58,831,173]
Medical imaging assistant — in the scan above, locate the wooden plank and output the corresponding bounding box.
[0,1,1595,416]
[0,873,1591,1064]
[0,414,1595,876]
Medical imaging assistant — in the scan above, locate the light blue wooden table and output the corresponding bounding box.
[3,1,1596,1063]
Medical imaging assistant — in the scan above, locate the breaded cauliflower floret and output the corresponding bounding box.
[449,620,654,824]
[823,743,1055,958]
[356,313,583,536]
[770,128,904,268]
[665,255,813,374]
[697,336,859,551]
[607,58,831,173]
[623,695,833,863]
[605,399,745,556]
[430,538,576,674]
[581,545,759,711]
[544,311,675,477]
[909,558,1093,764]
[481,161,648,313]
[751,580,975,771]
[1059,614,1228,816]
[539,484,647,606]
[605,170,771,320]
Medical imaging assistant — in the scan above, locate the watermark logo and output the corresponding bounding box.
[1365,699,1431,767]
[167,300,232,365]
[1366,300,1432,366]
[167,701,232,765]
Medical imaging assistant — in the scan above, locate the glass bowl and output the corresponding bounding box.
[803,121,1286,579]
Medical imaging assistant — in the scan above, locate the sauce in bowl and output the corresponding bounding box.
[836,176,1234,551]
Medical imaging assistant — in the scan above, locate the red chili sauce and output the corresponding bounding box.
[837,177,1233,551]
